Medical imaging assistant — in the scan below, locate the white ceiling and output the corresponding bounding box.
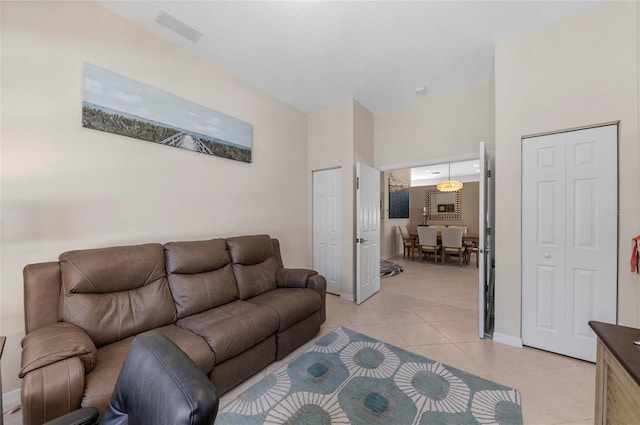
[411,160,480,186]
[97,1,603,114]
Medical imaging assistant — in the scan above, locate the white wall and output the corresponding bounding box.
[308,100,355,299]
[374,79,494,262]
[1,1,308,392]
[374,80,495,169]
[494,1,640,341]
[353,100,376,278]
[409,182,480,235]
[307,99,374,300]
[354,100,374,166]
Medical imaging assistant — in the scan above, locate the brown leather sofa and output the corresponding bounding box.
[19,235,326,425]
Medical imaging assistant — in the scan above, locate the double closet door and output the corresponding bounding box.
[522,124,617,362]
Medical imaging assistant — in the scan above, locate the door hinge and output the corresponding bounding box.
[487,170,492,178]
[487,227,491,235]
[356,177,359,190]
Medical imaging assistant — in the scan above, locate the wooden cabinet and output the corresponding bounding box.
[590,321,640,424]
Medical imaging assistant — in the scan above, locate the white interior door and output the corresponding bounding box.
[313,168,342,295]
[522,124,617,362]
[356,162,380,304]
[478,142,490,338]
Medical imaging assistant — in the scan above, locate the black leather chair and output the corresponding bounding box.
[45,331,219,425]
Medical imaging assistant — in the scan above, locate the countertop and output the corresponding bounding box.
[589,321,640,384]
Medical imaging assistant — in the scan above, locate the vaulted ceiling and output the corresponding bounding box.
[98,1,602,114]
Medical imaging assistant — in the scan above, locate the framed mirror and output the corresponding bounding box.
[425,189,461,220]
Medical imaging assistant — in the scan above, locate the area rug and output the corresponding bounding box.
[380,260,403,277]
[217,326,522,425]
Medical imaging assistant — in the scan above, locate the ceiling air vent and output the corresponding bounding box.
[155,10,203,43]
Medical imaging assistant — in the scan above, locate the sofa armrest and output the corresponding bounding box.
[307,274,327,323]
[22,357,86,425]
[276,269,327,324]
[20,322,97,378]
[276,268,318,289]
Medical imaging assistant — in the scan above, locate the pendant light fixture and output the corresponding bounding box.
[436,163,463,192]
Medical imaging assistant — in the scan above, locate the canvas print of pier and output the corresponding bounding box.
[82,63,252,163]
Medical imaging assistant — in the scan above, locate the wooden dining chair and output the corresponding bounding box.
[399,225,418,259]
[441,227,465,266]
[417,226,440,263]
[465,243,479,267]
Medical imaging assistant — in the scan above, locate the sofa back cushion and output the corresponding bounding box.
[165,239,239,319]
[227,235,279,299]
[59,243,176,347]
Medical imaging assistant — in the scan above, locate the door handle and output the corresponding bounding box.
[544,252,551,259]
[356,238,368,244]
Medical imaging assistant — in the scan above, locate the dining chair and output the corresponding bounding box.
[440,227,465,266]
[399,225,418,259]
[447,225,468,234]
[465,243,479,268]
[417,226,440,263]
[453,225,479,265]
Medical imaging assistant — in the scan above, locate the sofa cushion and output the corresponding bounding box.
[227,235,279,299]
[60,244,176,347]
[165,239,239,318]
[176,300,279,364]
[248,288,321,331]
[61,243,165,293]
[82,337,132,412]
[82,325,214,413]
[155,324,216,374]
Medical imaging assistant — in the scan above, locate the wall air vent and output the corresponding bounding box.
[155,10,203,43]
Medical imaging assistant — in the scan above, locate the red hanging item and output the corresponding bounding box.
[632,236,640,273]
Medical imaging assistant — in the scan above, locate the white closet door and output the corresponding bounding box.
[522,125,617,362]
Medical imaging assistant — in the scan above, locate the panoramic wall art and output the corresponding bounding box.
[82,63,252,163]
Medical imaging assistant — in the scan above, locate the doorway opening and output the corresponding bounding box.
[381,160,481,260]
[379,145,495,338]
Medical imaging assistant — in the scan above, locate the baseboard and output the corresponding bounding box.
[492,332,523,348]
[340,293,354,302]
[3,388,20,409]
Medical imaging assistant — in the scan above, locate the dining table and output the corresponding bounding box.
[462,233,480,243]
[408,232,480,261]
[409,232,480,243]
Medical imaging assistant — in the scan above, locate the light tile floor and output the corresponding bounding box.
[219,257,595,424]
[3,256,595,424]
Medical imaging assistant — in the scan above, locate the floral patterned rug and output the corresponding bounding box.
[217,326,522,424]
